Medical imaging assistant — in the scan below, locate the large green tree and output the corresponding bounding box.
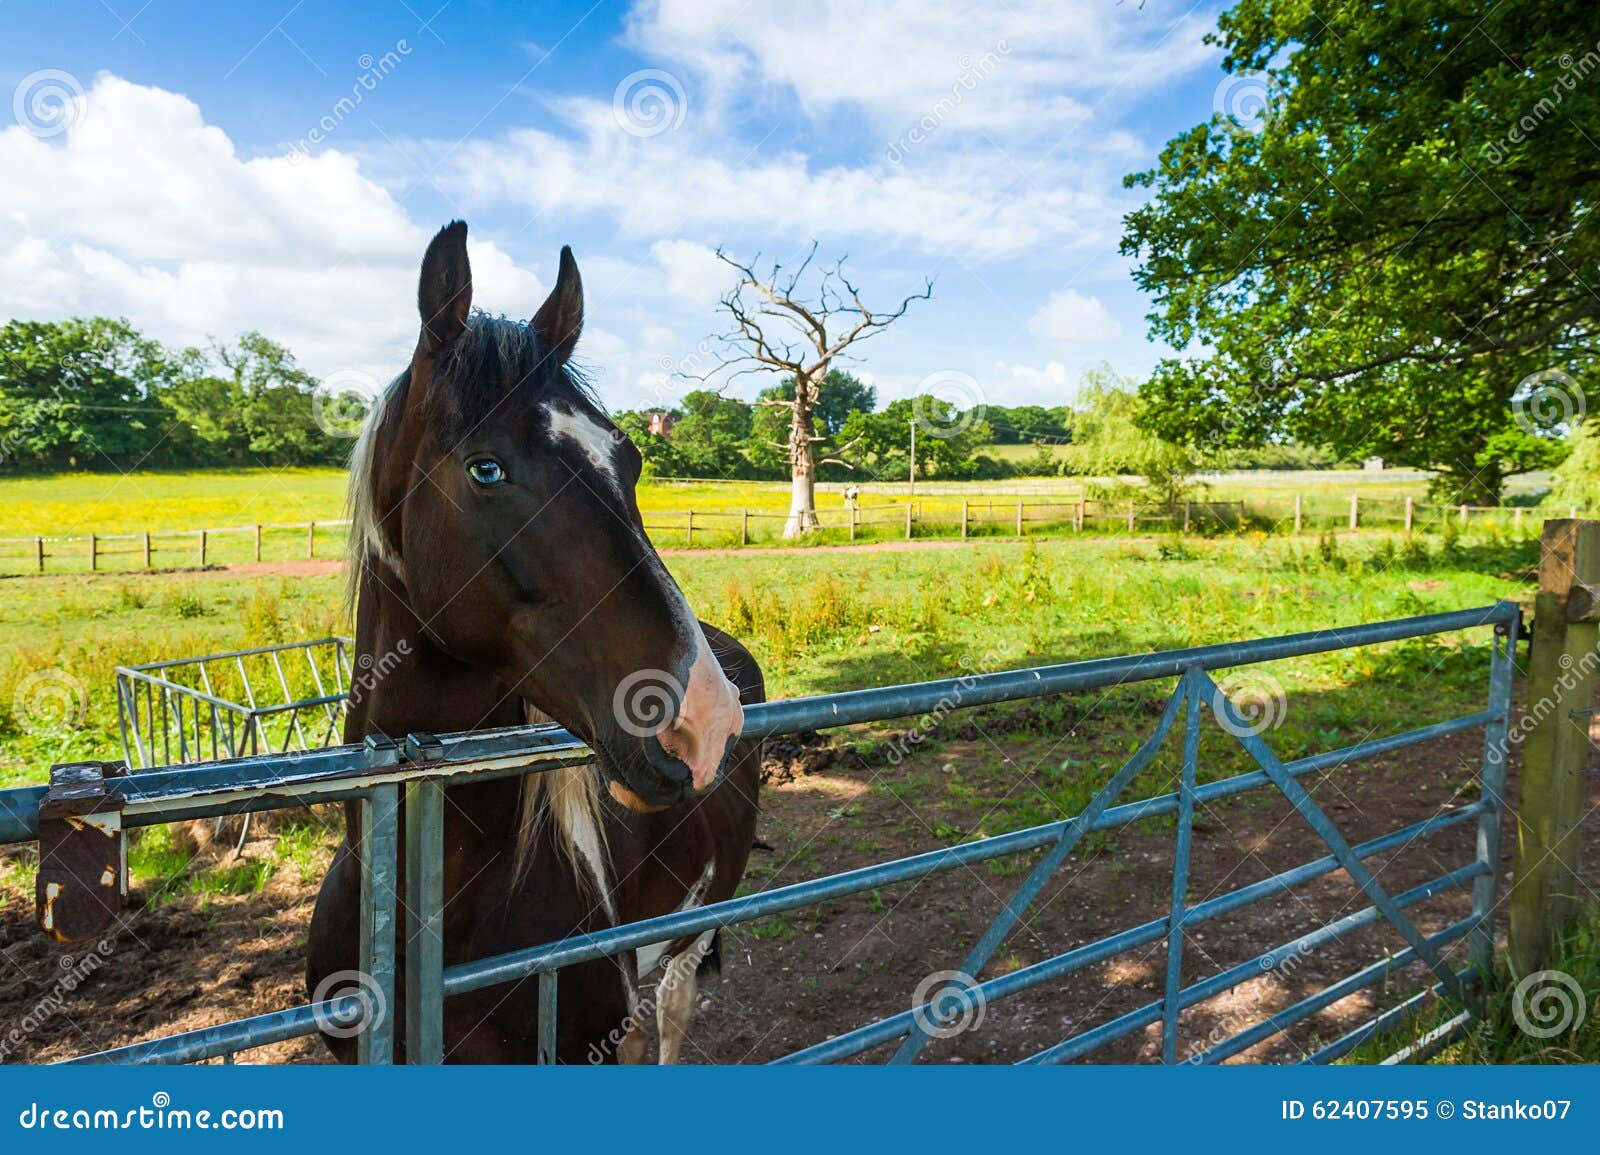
[1123,0,1596,504]
[0,318,177,469]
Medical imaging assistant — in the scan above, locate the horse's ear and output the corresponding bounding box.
[418,220,472,352]
[532,246,582,364]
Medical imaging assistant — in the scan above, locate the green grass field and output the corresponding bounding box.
[0,527,1532,791]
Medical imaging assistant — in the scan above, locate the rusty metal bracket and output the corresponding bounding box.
[36,760,129,943]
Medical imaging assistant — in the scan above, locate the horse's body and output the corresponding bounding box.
[307,222,761,1063]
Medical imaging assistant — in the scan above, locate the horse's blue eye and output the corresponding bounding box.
[467,459,505,485]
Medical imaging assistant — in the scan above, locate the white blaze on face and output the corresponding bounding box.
[546,405,622,494]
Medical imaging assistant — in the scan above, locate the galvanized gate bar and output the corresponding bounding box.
[357,784,399,1065]
[744,604,1515,738]
[1304,968,1477,1065]
[404,779,445,1064]
[1470,617,1517,977]
[63,998,367,1066]
[1195,920,1478,1064]
[889,678,1189,1063]
[1022,866,1485,1065]
[1161,670,1203,1063]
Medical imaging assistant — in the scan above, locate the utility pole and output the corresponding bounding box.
[908,419,916,497]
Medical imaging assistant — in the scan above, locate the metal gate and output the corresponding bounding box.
[0,603,1516,1064]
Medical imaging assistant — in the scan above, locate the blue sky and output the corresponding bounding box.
[0,0,1232,413]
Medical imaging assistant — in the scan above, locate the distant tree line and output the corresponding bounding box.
[0,317,350,471]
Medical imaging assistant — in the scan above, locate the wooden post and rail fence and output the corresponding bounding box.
[0,493,1590,575]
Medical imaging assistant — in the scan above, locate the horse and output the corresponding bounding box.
[306,220,763,1064]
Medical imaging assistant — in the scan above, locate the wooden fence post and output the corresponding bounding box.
[1015,501,1024,538]
[1183,501,1191,533]
[35,536,43,573]
[1127,501,1136,534]
[199,530,207,568]
[307,522,316,559]
[1348,493,1359,530]
[740,508,748,546]
[1511,518,1600,973]
[254,523,262,562]
[1515,507,1525,534]
[1460,504,1469,527]
[961,501,969,539]
[89,533,97,572]
[905,504,913,540]
[685,511,694,548]
[849,505,857,541]
[143,532,152,569]
[1404,496,1414,534]
[1075,500,1084,532]
[1293,494,1302,534]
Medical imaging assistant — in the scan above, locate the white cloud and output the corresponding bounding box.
[1028,290,1123,342]
[437,106,1116,261]
[651,239,730,305]
[990,360,1073,406]
[625,0,1217,139]
[0,74,545,382]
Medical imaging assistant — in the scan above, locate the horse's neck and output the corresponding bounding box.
[346,559,525,740]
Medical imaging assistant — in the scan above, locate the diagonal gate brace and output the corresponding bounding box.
[1200,670,1465,1000]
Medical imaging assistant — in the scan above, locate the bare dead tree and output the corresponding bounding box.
[693,243,932,537]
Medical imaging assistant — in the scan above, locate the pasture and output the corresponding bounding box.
[6,524,1595,1062]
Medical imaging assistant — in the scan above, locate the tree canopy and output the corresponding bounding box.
[0,317,354,471]
[1122,0,1595,503]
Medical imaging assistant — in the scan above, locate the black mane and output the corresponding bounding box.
[433,312,601,438]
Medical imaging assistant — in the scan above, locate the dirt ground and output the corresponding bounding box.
[2,689,1596,1066]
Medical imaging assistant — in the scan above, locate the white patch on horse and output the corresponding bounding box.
[635,860,715,978]
[546,406,621,493]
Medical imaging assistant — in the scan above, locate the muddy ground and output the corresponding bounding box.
[2,689,1595,1065]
